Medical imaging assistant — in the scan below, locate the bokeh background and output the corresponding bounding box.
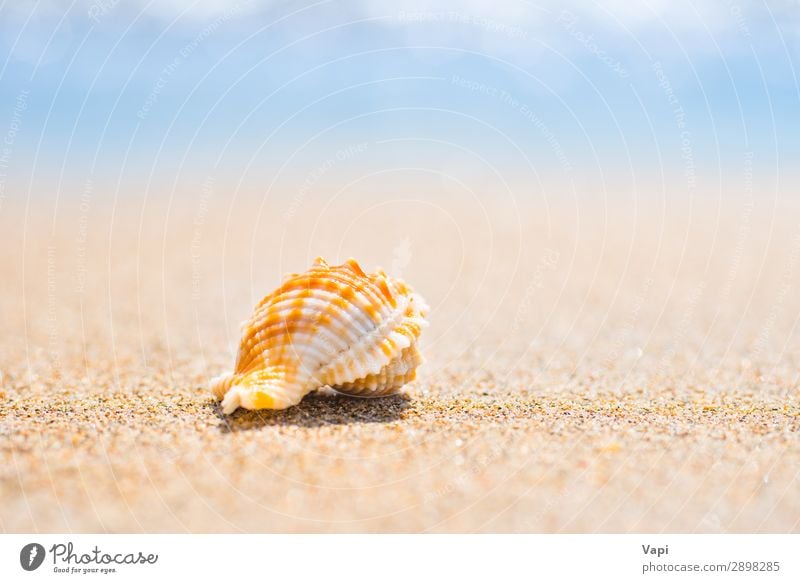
[1,1,799,532]
[1,0,799,199]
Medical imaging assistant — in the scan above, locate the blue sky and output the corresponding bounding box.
[1,0,798,200]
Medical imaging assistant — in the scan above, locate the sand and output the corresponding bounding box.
[1,192,799,532]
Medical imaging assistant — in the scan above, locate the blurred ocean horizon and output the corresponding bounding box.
[1,0,798,204]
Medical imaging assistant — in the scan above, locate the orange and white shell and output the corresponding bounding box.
[211,257,428,413]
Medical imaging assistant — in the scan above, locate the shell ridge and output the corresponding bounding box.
[236,293,369,372]
[245,268,404,380]
[332,345,424,395]
[317,292,419,384]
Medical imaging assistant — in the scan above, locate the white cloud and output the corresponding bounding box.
[120,0,264,22]
[1,0,793,66]
[350,0,780,62]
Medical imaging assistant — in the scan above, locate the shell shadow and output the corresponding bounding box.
[214,391,411,433]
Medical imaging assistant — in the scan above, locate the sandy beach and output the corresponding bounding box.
[1,191,798,533]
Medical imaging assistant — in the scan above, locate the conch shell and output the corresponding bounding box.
[211,257,428,413]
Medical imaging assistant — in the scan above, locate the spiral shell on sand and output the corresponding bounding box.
[211,257,428,413]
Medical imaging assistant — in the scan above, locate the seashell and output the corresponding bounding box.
[211,257,428,413]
